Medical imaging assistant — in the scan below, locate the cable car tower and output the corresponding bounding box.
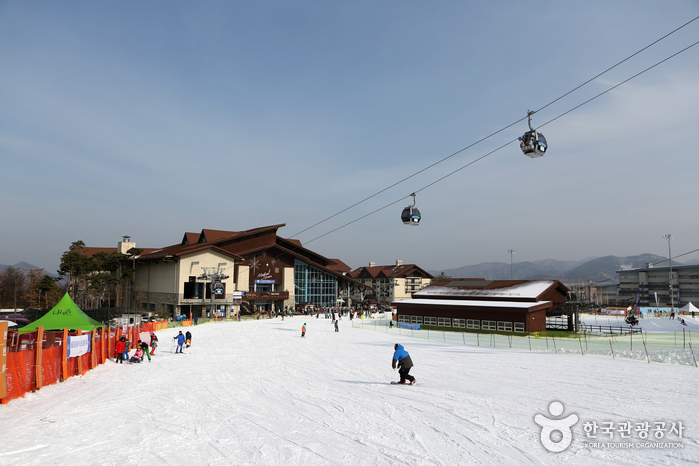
[519,110,547,158]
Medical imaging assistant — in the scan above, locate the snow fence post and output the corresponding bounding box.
[35,326,44,391]
[61,328,68,382]
[643,340,650,363]
[609,339,615,359]
[77,329,83,376]
[689,342,697,368]
[528,334,531,351]
[579,336,584,356]
[0,321,7,400]
[552,336,557,354]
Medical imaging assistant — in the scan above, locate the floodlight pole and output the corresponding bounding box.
[662,235,674,310]
[508,250,515,280]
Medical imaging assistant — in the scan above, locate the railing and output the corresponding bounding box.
[352,317,699,367]
[579,324,643,335]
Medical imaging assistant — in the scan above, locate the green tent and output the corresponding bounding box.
[18,293,105,333]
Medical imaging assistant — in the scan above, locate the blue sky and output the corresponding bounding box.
[2,1,698,274]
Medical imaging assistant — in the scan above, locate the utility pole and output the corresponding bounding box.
[508,250,515,280]
[662,235,674,310]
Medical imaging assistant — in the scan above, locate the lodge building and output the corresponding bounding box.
[81,225,373,319]
[393,279,570,333]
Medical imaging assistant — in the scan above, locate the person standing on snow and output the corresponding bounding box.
[301,323,307,338]
[174,331,185,353]
[334,320,339,332]
[115,336,127,363]
[392,343,416,385]
[185,330,192,348]
[150,333,158,355]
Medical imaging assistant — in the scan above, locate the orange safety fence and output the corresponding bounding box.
[1,321,167,405]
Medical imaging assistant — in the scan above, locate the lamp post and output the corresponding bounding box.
[662,235,674,311]
[508,249,515,280]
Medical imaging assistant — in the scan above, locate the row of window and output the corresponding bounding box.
[398,315,525,332]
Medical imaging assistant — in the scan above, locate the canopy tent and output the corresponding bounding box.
[679,302,699,314]
[18,293,105,333]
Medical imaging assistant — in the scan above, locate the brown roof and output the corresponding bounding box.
[349,263,434,280]
[326,259,351,273]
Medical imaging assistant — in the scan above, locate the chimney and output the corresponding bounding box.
[118,236,136,254]
[396,260,403,267]
[369,262,375,267]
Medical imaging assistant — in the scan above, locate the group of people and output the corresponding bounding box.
[115,333,159,364]
[174,330,192,353]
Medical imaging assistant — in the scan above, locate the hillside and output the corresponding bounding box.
[430,253,676,282]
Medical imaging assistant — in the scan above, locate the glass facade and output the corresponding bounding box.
[294,259,338,307]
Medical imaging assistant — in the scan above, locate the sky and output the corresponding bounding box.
[1,316,698,464]
[1,1,699,275]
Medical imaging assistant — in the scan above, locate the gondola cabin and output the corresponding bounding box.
[519,130,547,158]
[401,205,421,225]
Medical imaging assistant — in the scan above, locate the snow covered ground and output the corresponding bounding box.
[1,316,698,465]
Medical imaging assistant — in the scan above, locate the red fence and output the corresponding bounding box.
[0,321,168,405]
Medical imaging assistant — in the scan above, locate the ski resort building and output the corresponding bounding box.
[617,263,699,309]
[347,261,434,306]
[392,280,569,334]
[80,226,372,319]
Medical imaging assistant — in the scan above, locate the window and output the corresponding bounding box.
[514,322,525,333]
[467,319,480,329]
[424,317,437,325]
[453,318,465,328]
[482,320,497,330]
[398,315,410,323]
[438,317,451,327]
[497,321,513,332]
[411,316,422,324]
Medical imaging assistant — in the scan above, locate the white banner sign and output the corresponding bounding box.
[66,334,91,358]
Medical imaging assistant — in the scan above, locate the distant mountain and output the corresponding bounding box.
[430,254,678,283]
[0,262,51,274]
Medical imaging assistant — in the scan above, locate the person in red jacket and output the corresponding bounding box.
[115,337,127,364]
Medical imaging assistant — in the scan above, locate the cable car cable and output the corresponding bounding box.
[289,16,699,240]
[302,39,699,245]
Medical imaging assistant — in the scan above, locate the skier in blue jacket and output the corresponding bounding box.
[174,331,185,353]
[392,343,416,385]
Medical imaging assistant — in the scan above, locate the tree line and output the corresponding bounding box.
[1,240,143,311]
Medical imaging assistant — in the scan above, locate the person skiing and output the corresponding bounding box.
[150,333,158,355]
[334,320,339,332]
[392,343,416,385]
[174,331,185,353]
[301,323,306,338]
[185,330,192,348]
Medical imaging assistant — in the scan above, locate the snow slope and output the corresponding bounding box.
[1,317,697,465]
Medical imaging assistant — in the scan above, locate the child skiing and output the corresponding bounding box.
[150,333,158,355]
[174,331,185,353]
[185,330,192,348]
[301,323,306,337]
[392,343,416,385]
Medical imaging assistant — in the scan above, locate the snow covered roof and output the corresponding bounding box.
[414,280,557,299]
[395,298,551,309]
